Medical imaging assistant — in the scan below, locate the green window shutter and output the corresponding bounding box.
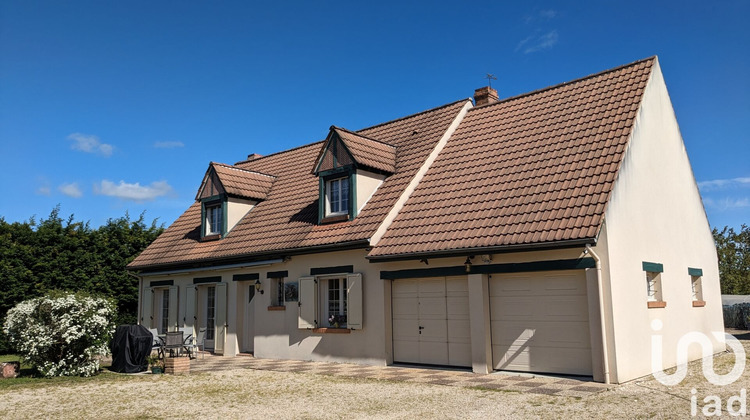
[346,273,363,330]
[642,261,664,273]
[298,277,317,329]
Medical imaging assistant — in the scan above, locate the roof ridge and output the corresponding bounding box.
[331,126,396,149]
[211,161,276,179]
[233,141,324,166]
[476,56,657,110]
[356,98,472,133]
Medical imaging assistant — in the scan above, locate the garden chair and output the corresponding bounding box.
[179,327,196,358]
[148,328,165,358]
[164,331,184,357]
[195,327,207,359]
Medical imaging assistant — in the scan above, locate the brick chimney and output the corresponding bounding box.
[473,86,499,106]
[246,153,263,160]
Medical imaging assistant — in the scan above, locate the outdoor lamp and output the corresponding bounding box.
[464,257,473,273]
[255,279,264,294]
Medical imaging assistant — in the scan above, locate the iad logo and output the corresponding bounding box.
[650,319,745,386]
[651,320,747,417]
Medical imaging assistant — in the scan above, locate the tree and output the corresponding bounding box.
[713,224,750,295]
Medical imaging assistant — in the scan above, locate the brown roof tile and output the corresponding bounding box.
[128,99,470,270]
[332,127,397,174]
[369,57,655,258]
[207,162,275,200]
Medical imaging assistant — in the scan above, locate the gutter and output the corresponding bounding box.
[131,258,283,277]
[367,238,596,263]
[585,244,610,385]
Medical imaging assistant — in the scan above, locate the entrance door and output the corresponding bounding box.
[392,276,470,367]
[201,286,216,350]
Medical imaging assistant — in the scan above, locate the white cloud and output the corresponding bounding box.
[524,8,557,24]
[36,185,51,196]
[703,197,750,210]
[539,9,557,19]
[517,30,559,54]
[153,141,185,149]
[94,180,173,201]
[58,182,83,198]
[68,133,114,157]
[697,177,750,191]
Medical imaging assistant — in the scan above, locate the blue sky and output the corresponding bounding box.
[1,1,748,230]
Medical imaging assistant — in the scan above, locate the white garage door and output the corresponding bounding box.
[490,270,592,376]
[392,276,471,367]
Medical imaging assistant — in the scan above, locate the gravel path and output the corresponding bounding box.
[1,334,747,419]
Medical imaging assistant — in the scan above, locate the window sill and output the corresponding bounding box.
[692,300,706,307]
[312,327,351,334]
[201,234,221,242]
[320,214,349,224]
[267,306,286,311]
[647,301,667,309]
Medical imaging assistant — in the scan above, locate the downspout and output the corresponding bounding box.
[585,245,610,385]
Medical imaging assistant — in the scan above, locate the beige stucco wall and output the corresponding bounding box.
[602,59,724,384]
[356,169,386,213]
[226,197,256,233]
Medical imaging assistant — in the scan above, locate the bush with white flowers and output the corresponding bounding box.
[3,291,116,377]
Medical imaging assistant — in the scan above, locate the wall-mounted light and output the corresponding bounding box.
[254,279,264,294]
[464,256,473,273]
[420,258,429,265]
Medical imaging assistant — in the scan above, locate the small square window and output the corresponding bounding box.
[691,275,703,301]
[646,271,663,302]
[284,281,298,302]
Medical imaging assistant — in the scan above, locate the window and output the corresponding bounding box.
[646,271,662,302]
[272,278,285,307]
[326,177,349,215]
[205,203,223,236]
[206,286,216,340]
[643,261,665,308]
[323,278,348,327]
[284,281,299,302]
[689,267,704,306]
[298,274,362,331]
[160,289,170,334]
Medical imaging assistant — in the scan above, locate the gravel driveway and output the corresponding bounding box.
[1,332,747,419]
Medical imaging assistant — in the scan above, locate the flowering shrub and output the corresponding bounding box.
[2,291,116,377]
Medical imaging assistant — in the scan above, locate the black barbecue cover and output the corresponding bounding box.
[110,325,152,373]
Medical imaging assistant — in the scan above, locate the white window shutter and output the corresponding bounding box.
[184,286,197,333]
[168,286,179,332]
[298,276,317,329]
[142,287,153,328]
[215,282,227,354]
[347,273,363,330]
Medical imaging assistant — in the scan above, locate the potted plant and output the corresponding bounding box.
[146,354,164,374]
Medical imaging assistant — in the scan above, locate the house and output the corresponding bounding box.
[127,56,724,384]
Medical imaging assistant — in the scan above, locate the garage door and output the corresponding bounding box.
[490,270,592,376]
[392,277,471,367]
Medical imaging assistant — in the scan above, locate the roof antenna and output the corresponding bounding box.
[485,73,497,89]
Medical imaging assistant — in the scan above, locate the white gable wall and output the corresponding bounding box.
[602,59,724,383]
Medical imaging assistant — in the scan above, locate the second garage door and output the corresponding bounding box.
[490,270,592,376]
[392,276,471,367]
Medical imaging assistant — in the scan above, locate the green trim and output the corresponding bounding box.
[349,171,357,219]
[642,262,664,273]
[267,270,288,278]
[221,196,228,237]
[193,276,222,284]
[149,280,174,287]
[310,265,354,276]
[233,273,260,281]
[380,258,596,280]
[318,167,351,178]
[688,267,703,277]
[318,177,324,224]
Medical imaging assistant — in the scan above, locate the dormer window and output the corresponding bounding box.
[327,177,350,215]
[205,202,223,236]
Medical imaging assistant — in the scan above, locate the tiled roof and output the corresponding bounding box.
[200,163,275,201]
[333,127,397,174]
[369,57,655,258]
[128,99,470,270]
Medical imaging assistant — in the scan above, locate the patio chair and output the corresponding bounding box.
[195,327,207,359]
[148,328,165,358]
[180,327,196,358]
[164,331,184,357]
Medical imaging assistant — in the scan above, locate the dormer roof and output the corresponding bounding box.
[196,162,275,201]
[313,126,397,175]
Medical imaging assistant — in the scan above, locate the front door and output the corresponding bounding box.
[201,285,216,350]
